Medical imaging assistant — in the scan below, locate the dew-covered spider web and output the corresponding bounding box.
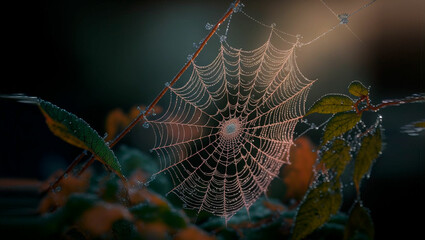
[144,0,375,222]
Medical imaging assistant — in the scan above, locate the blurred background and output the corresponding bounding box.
[0,0,423,239]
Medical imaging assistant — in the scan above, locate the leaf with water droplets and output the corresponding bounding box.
[348,81,369,97]
[353,128,382,192]
[37,99,124,178]
[321,139,351,178]
[292,181,342,240]
[322,112,362,146]
[344,201,374,240]
[2,95,124,178]
[306,94,354,115]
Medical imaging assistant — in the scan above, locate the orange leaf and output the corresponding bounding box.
[282,137,317,201]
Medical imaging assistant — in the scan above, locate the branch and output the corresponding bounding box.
[48,0,241,190]
[355,95,425,115]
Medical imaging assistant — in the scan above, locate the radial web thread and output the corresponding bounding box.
[146,25,315,221]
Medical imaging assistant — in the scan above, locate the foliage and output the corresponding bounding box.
[292,180,342,240]
[291,81,386,240]
[2,0,425,237]
[1,86,423,240]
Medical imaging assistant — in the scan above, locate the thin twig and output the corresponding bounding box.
[43,150,87,194]
[54,0,241,183]
[108,0,241,148]
[356,95,425,115]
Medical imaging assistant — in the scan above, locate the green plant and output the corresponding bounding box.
[1,1,424,239]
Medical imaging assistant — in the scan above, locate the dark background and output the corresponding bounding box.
[1,0,424,239]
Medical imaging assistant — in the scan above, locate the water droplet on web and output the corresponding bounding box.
[63,173,68,179]
[220,35,227,42]
[205,22,213,30]
[187,54,193,61]
[143,122,150,128]
[233,2,244,13]
[149,149,153,153]
[151,109,156,116]
[270,23,276,28]
[338,13,349,24]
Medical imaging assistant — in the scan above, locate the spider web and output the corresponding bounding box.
[146,18,315,221]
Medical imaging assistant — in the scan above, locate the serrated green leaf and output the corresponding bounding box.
[322,112,362,145]
[344,202,374,240]
[348,81,369,97]
[306,94,354,115]
[353,128,382,192]
[321,139,351,178]
[292,181,342,240]
[37,99,123,178]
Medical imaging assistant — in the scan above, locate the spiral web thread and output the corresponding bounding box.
[146,23,315,221]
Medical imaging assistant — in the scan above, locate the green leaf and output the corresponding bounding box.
[353,128,382,192]
[321,139,351,178]
[292,181,342,240]
[306,94,354,115]
[37,99,123,178]
[348,81,369,97]
[322,112,362,145]
[344,202,374,240]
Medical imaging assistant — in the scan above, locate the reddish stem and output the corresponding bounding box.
[78,156,95,176]
[356,95,425,115]
[44,151,87,193]
[51,0,241,184]
[109,0,240,148]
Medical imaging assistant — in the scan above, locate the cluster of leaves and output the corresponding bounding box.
[292,81,381,240]
[0,143,323,240]
[2,80,423,239]
[0,96,350,240]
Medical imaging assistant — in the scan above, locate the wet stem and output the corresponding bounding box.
[47,0,241,195]
[353,95,425,115]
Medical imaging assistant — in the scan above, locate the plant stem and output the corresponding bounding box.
[43,151,87,193]
[50,0,241,186]
[78,156,95,176]
[109,0,240,148]
[356,95,425,115]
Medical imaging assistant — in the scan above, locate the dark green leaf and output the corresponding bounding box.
[344,202,374,240]
[292,181,342,240]
[322,112,362,145]
[353,128,382,192]
[321,139,351,178]
[348,81,368,97]
[306,94,354,115]
[37,99,123,178]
